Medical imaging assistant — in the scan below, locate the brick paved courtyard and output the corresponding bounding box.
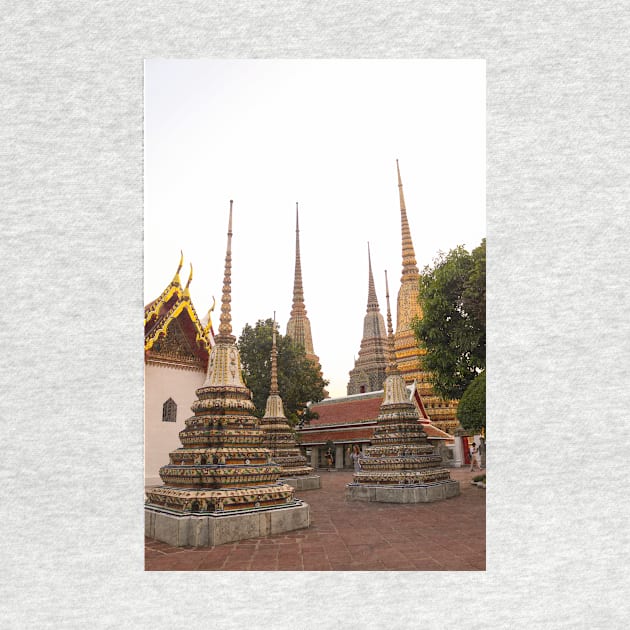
[145,467,485,571]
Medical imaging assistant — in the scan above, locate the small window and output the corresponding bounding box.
[360,385,366,393]
[162,397,177,422]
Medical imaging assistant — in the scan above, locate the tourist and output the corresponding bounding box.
[478,437,486,469]
[469,442,481,472]
[349,443,362,472]
[325,448,334,469]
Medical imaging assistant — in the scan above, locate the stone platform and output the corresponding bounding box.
[145,501,309,547]
[279,475,321,491]
[346,479,460,503]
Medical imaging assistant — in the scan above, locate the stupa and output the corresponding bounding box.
[258,315,321,490]
[393,159,459,434]
[346,270,460,503]
[347,243,389,395]
[145,202,310,547]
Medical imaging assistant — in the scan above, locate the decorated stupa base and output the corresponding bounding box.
[145,202,310,546]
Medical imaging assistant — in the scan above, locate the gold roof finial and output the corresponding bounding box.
[384,269,398,374]
[185,263,192,290]
[202,296,216,337]
[172,250,184,286]
[396,159,419,281]
[217,200,234,340]
[270,311,279,395]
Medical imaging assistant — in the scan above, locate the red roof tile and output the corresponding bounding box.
[309,394,383,426]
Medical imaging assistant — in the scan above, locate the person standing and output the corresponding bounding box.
[325,448,334,469]
[469,441,481,472]
[349,443,362,472]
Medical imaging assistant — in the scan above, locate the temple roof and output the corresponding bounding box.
[309,382,432,427]
[145,255,215,370]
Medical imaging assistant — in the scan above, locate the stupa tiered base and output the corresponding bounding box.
[279,474,321,490]
[346,477,460,503]
[145,498,309,547]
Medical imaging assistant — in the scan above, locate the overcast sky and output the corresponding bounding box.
[145,59,486,398]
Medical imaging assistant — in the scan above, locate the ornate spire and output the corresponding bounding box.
[291,202,305,311]
[270,312,279,395]
[286,202,317,361]
[385,269,398,375]
[366,242,379,312]
[217,200,234,340]
[346,246,389,395]
[263,313,286,419]
[396,159,419,280]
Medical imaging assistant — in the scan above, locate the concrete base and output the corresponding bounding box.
[345,480,460,503]
[279,475,321,491]
[145,501,310,547]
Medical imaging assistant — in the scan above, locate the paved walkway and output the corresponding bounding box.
[145,467,485,571]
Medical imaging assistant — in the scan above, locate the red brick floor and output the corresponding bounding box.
[145,467,485,571]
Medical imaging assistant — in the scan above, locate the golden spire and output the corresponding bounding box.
[217,200,234,340]
[396,159,419,280]
[366,242,379,313]
[270,311,279,395]
[384,269,398,375]
[291,202,305,311]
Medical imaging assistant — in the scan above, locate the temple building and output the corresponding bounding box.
[345,271,460,503]
[300,384,454,470]
[393,160,459,434]
[258,316,320,490]
[347,243,389,395]
[286,203,320,367]
[145,202,309,547]
[144,255,215,486]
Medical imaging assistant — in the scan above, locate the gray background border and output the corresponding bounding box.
[2,2,629,628]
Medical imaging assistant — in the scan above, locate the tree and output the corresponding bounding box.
[237,318,328,426]
[456,370,485,433]
[412,238,486,400]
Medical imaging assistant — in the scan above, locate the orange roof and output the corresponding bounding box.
[309,392,383,426]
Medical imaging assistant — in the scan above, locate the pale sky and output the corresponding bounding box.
[144,59,486,398]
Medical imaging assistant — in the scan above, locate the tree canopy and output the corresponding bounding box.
[413,238,486,400]
[456,370,485,433]
[237,318,328,426]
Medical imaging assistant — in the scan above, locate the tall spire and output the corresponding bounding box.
[217,200,234,340]
[346,246,388,395]
[366,242,379,312]
[396,159,419,280]
[291,202,305,310]
[286,202,317,362]
[392,160,460,434]
[270,311,279,395]
[384,269,398,375]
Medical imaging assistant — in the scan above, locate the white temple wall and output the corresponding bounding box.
[145,362,206,486]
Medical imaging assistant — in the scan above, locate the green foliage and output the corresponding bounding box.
[456,371,486,433]
[413,238,486,400]
[237,318,328,426]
